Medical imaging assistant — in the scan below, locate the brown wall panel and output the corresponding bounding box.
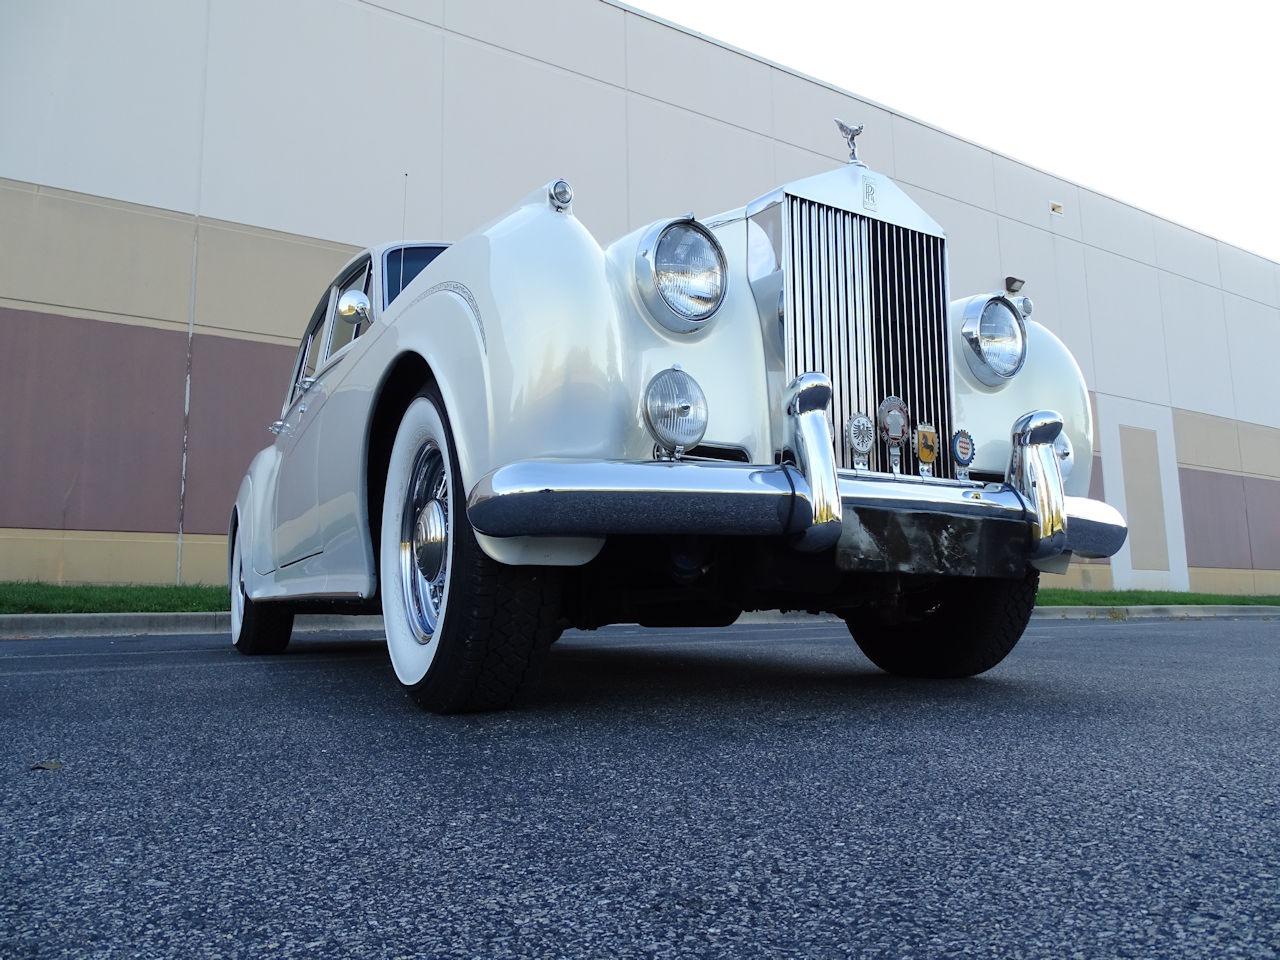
[1177,468,1252,569]
[1244,476,1280,570]
[0,308,185,532]
[182,333,297,535]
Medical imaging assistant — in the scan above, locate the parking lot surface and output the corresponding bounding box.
[2,618,1277,958]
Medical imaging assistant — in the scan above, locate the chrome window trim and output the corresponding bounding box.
[635,216,728,335]
[959,293,1028,387]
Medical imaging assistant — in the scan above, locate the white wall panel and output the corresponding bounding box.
[624,12,772,133]
[0,0,208,214]
[891,117,995,210]
[627,95,775,230]
[444,0,625,85]
[359,0,443,25]
[1085,246,1168,404]
[770,70,895,173]
[1217,242,1279,308]
[899,184,1000,298]
[441,37,628,242]
[200,0,444,247]
[1153,218,1220,287]
[772,143,840,187]
[1050,236,1096,387]
[997,216,1058,315]
[1223,293,1280,427]
[992,155,1081,240]
[1158,272,1234,418]
[1079,190,1156,265]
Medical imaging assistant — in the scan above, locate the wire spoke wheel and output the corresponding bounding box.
[398,439,451,642]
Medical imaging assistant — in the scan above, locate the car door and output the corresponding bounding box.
[272,288,332,570]
[273,257,373,577]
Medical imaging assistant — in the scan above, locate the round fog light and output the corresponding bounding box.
[643,367,708,456]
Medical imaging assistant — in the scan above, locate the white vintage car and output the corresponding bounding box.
[230,125,1126,712]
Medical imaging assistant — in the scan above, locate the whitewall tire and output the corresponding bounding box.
[229,524,293,655]
[379,387,562,713]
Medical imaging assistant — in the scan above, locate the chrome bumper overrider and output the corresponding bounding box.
[466,374,1128,577]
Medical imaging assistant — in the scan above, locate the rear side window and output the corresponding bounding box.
[384,245,446,307]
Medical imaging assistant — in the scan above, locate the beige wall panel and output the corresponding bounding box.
[1153,218,1220,287]
[1159,273,1234,418]
[1254,570,1280,594]
[1119,426,1170,572]
[1217,242,1279,308]
[992,155,1082,240]
[0,182,194,323]
[1238,422,1280,479]
[627,95,775,230]
[0,530,178,585]
[1172,410,1242,472]
[193,220,357,341]
[1085,247,1169,404]
[1223,293,1280,428]
[1187,567,1257,596]
[1079,190,1156,265]
[769,70,895,172]
[624,12,773,133]
[445,0,625,84]
[180,535,230,586]
[1042,563,1114,592]
[442,37,629,242]
[891,117,995,210]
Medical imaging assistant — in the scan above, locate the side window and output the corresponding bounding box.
[291,290,331,404]
[326,260,371,359]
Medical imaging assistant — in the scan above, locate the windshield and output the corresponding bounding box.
[384,245,446,307]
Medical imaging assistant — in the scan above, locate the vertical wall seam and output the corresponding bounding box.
[176,0,214,585]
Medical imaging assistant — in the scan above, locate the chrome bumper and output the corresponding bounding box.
[466,374,1128,578]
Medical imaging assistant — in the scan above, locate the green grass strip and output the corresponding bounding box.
[1036,588,1279,607]
[0,581,1276,616]
[0,582,230,615]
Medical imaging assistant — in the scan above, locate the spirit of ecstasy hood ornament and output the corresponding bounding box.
[834,118,866,167]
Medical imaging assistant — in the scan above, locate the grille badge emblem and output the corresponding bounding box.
[846,413,875,471]
[876,396,910,476]
[951,429,976,482]
[915,424,939,479]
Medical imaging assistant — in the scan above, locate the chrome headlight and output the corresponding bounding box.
[960,295,1027,386]
[636,218,727,333]
[643,367,708,456]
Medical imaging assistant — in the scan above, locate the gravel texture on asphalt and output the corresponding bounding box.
[1,618,1277,959]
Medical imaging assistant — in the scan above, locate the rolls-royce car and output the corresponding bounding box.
[229,122,1127,713]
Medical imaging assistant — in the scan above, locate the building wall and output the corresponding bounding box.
[1,0,1277,591]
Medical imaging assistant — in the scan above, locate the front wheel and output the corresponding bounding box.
[842,569,1039,678]
[379,388,561,713]
[229,526,294,655]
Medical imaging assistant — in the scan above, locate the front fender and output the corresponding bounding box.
[952,315,1093,497]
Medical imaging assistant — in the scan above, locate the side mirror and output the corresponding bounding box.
[336,289,371,325]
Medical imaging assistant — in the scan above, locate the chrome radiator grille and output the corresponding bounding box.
[783,195,955,478]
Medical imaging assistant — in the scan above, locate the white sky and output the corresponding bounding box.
[628,0,1280,265]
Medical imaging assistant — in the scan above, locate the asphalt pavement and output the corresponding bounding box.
[2,618,1277,959]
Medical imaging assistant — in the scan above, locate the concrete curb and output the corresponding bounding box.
[0,606,1275,639]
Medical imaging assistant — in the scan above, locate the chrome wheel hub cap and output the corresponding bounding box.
[399,441,450,644]
[413,500,447,582]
